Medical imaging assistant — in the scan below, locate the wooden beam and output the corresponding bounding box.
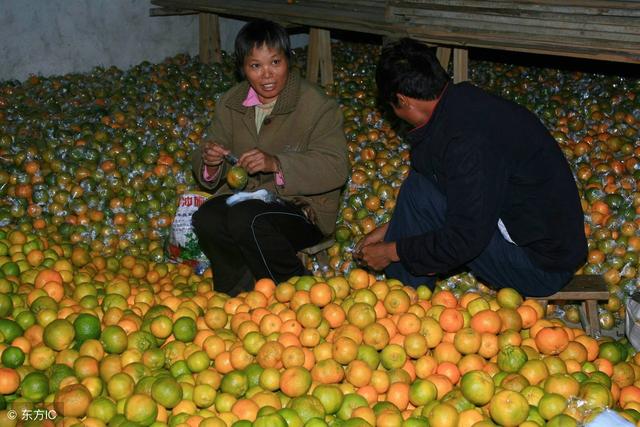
[307,28,320,84]
[199,13,222,64]
[319,29,334,86]
[435,47,451,70]
[307,28,333,86]
[150,7,197,16]
[453,48,468,83]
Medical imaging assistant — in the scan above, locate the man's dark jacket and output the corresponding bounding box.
[396,82,587,275]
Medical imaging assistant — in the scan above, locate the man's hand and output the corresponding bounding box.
[358,241,400,271]
[354,223,389,256]
[238,148,279,174]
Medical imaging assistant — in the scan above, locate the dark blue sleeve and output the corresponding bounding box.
[395,136,507,274]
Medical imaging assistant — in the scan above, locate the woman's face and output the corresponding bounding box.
[243,44,289,104]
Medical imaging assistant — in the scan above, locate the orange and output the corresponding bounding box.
[311,358,344,384]
[297,303,322,329]
[408,378,438,407]
[431,290,458,308]
[43,318,75,351]
[254,278,276,298]
[404,332,427,359]
[0,367,20,394]
[519,359,549,385]
[231,398,260,421]
[100,325,128,354]
[538,392,567,420]
[419,317,443,350]
[426,374,453,400]
[34,268,63,288]
[384,289,411,314]
[347,268,370,290]
[124,393,158,425]
[453,327,481,355]
[107,372,135,400]
[311,384,344,415]
[381,343,407,370]
[460,370,494,406]
[433,342,461,364]
[386,382,410,411]
[489,390,529,426]
[54,383,93,418]
[259,367,281,391]
[619,385,640,408]
[426,402,459,427]
[332,336,358,365]
[439,308,464,333]
[309,282,334,307]
[345,359,372,388]
[516,304,538,328]
[496,288,523,309]
[574,335,599,361]
[535,327,569,355]
[470,309,502,334]
[543,373,580,399]
[279,366,312,397]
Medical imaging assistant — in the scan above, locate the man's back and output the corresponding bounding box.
[407,82,587,272]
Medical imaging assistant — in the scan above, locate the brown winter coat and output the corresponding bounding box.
[191,70,349,235]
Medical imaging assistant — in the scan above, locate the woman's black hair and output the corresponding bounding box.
[235,20,292,77]
[376,38,451,106]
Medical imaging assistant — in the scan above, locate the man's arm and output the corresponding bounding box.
[396,138,507,275]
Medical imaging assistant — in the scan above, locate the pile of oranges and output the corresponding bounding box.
[0,41,640,426]
[0,225,639,426]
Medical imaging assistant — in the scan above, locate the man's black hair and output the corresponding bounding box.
[376,38,451,106]
[235,20,292,77]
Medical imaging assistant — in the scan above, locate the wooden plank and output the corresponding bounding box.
[388,7,640,42]
[150,7,197,16]
[391,0,640,17]
[453,48,468,83]
[387,0,640,62]
[541,275,609,300]
[305,27,334,86]
[307,28,320,84]
[390,13,640,41]
[199,13,222,64]
[151,0,395,35]
[585,300,601,336]
[401,27,640,63]
[319,29,334,86]
[435,47,451,70]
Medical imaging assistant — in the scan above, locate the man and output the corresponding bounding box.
[355,38,587,297]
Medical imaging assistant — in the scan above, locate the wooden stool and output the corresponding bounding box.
[534,275,608,337]
[298,237,336,269]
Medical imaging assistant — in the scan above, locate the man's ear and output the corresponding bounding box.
[396,94,410,108]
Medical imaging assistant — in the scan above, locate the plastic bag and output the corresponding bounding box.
[585,409,634,426]
[165,191,212,275]
[625,292,640,351]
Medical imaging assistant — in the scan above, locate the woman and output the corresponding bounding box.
[191,20,348,296]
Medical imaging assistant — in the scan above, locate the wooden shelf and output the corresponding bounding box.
[150,0,640,64]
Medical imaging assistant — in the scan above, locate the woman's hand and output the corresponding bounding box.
[202,142,230,167]
[238,148,279,174]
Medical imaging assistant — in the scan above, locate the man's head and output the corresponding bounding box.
[376,38,451,108]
